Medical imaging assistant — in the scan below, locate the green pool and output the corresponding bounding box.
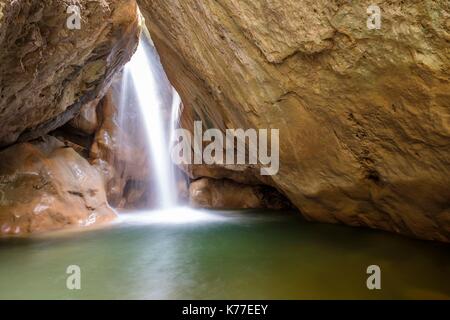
[0,208,448,299]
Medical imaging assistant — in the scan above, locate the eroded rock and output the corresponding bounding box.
[0,136,116,235]
[0,0,140,147]
[90,89,152,208]
[140,0,450,241]
[68,99,100,136]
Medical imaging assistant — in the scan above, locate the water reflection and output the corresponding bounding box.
[0,210,448,299]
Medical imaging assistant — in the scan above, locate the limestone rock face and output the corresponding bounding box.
[0,136,116,235]
[140,0,450,241]
[190,178,291,210]
[0,0,140,147]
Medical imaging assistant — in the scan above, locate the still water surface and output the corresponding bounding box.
[0,209,448,299]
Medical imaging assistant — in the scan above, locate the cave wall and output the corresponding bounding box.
[139,0,450,241]
[0,0,140,235]
[0,0,139,147]
[0,136,116,235]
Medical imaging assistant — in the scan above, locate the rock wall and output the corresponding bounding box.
[139,0,450,241]
[89,87,152,208]
[0,0,140,147]
[47,83,155,210]
[0,136,116,235]
[0,0,140,234]
[190,177,292,210]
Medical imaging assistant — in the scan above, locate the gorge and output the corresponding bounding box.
[0,0,449,300]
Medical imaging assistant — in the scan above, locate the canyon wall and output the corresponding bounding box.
[0,0,139,147]
[0,0,140,234]
[139,0,450,241]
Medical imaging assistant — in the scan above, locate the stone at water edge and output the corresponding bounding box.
[139,0,450,242]
[0,136,116,235]
[0,0,142,227]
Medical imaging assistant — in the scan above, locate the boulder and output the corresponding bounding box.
[0,0,140,147]
[0,136,116,235]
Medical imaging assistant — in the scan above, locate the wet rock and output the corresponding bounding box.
[0,0,140,147]
[140,0,450,241]
[0,136,116,236]
[90,89,152,208]
[190,178,291,210]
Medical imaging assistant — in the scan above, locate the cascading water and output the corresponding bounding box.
[118,29,181,209]
[113,25,223,224]
[114,28,220,223]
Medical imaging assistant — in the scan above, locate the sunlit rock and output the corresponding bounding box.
[140,0,450,241]
[0,136,116,235]
[0,0,140,147]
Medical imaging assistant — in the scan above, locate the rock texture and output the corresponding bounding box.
[57,73,186,209]
[140,0,450,241]
[0,0,140,234]
[0,0,140,147]
[190,177,291,210]
[90,88,152,208]
[68,99,100,136]
[0,136,116,235]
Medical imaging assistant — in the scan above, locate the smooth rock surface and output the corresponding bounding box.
[140,0,450,241]
[0,136,116,235]
[68,99,100,136]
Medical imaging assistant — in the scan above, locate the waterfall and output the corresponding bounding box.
[119,31,181,209]
[114,30,220,223]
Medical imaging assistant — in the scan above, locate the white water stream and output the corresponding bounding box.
[120,31,181,209]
